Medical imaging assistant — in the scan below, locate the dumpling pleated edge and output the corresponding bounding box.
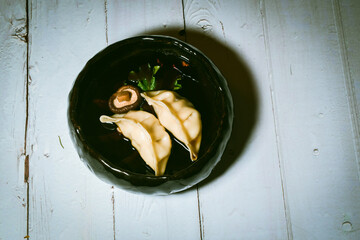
[141,91,202,161]
[100,111,172,176]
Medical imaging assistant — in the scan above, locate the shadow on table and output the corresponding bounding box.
[139,27,259,191]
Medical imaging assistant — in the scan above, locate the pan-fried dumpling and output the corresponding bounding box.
[100,110,171,176]
[141,91,202,161]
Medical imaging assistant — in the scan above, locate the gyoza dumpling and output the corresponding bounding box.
[100,110,171,176]
[141,91,202,161]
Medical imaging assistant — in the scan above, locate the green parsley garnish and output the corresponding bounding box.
[174,75,182,90]
[127,63,183,91]
[128,64,160,91]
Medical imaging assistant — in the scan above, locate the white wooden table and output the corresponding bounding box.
[1,0,359,239]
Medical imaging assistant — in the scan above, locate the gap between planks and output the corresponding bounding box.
[181,0,203,238]
[111,186,116,240]
[332,0,360,184]
[104,2,115,239]
[181,0,187,41]
[104,0,109,45]
[196,186,204,240]
[24,0,31,238]
[259,0,293,239]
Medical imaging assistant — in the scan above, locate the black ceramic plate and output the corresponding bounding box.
[68,36,233,195]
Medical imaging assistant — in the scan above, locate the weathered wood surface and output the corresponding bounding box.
[183,0,288,239]
[337,0,360,180]
[0,0,359,239]
[26,1,114,239]
[0,0,28,239]
[263,0,360,239]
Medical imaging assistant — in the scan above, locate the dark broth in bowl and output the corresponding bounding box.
[77,52,216,176]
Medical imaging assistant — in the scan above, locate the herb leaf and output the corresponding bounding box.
[127,63,183,91]
[173,75,182,90]
[153,65,160,75]
[128,64,160,91]
[150,77,156,90]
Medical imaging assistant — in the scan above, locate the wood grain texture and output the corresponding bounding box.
[106,0,185,44]
[26,1,114,239]
[114,190,200,240]
[335,0,360,183]
[0,0,28,239]
[106,1,201,239]
[1,0,360,239]
[183,0,288,239]
[263,0,360,239]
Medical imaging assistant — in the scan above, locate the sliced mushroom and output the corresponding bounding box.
[108,85,141,114]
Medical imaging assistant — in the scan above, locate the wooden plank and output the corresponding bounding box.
[335,0,360,179]
[114,190,200,240]
[0,0,28,239]
[183,0,288,239]
[26,1,114,239]
[263,0,360,239]
[106,1,201,239]
[106,0,185,43]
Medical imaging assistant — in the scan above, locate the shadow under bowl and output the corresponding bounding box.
[68,36,233,195]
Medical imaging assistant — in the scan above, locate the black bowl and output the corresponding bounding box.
[68,36,233,195]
